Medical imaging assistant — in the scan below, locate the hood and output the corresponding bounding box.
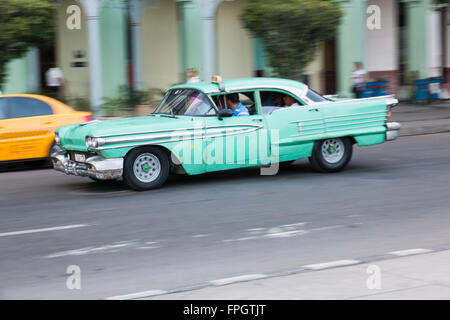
[58,115,197,151]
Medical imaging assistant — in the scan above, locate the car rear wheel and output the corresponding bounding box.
[308,137,353,173]
[122,147,170,191]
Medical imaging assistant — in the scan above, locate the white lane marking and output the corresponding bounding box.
[223,236,258,242]
[136,246,160,250]
[265,229,308,238]
[247,228,265,234]
[303,260,361,270]
[309,225,344,232]
[192,234,211,238]
[281,222,307,228]
[107,290,167,300]
[0,224,89,237]
[210,274,267,286]
[388,248,432,256]
[46,241,137,258]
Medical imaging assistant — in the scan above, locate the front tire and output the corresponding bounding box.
[123,147,170,191]
[308,137,353,173]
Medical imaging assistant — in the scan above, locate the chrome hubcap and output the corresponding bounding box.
[321,138,344,163]
[133,153,161,183]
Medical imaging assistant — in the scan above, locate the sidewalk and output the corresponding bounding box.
[149,249,450,300]
[392,101,450,136]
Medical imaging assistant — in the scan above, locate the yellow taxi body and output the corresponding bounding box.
[0,94,91,162]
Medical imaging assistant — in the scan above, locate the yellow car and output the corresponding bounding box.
[0,94,92,162]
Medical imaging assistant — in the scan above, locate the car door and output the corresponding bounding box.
[0,97,55,161]
[261,90,325,163]
[203,91,269,172]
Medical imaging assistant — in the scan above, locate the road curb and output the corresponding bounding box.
[106,243,450,300]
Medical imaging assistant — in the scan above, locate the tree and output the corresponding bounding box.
[241,0,342,80]
[0,0,55,90]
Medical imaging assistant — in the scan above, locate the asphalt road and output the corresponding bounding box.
[1,133,450,299]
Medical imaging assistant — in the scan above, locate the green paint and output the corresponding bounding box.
[335,0,367,98]
[179,0,204,81]
[100,0,128,99]
[3,55,29,94]
[253,38,266,72]
[142,163,150,172]
[402,0,429,78]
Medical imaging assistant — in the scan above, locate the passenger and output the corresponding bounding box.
[263,92,284,107]
[226,93,250,117]
[274,93,284,107]
[283,94,300,107]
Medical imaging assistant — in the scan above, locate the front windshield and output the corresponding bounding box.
[155,89,217,116]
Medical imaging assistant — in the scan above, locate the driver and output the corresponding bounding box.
[225,93,249,117]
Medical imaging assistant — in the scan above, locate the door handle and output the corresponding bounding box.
[309,108,320,112]
[252,118,263,122]
[44,122,54,125]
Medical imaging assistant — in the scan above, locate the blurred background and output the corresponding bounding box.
[1,0,449,117]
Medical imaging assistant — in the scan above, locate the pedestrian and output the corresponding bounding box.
[351,62,367,98]
[186,68,200,84]
[45,63,65,98]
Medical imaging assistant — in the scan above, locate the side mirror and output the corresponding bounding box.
[218,108,233,119]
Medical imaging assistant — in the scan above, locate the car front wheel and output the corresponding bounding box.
[308,137,353,173]
[123,147,170,191]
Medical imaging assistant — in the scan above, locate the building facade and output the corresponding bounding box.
[3,0,449,113]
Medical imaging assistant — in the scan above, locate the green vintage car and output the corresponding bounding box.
[52,77,400,190]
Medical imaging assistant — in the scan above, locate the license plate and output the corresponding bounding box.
[74,153,86,162]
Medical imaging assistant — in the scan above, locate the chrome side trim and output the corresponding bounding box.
[95,126,203,138]
[94,124,263,151]
[325,119,387,129]
[324,111,386,119]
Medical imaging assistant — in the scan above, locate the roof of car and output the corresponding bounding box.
[171,77,307,94]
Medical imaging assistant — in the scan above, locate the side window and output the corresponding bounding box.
[0,99,7,120]
[260,90,303,114]
[7,97,53,119]
[212,91,256,115]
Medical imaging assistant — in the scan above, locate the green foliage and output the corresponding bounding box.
[66,96,92,113]
[241,0,342,80]
[101,86,166,117]
[0,0,55,89]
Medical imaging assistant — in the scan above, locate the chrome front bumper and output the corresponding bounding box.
[385,122,401,141]
[52,151,123,180]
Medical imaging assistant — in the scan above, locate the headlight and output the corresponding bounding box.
[86,136,93,148]
[55,132,61,145]
[85,136,104,149]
